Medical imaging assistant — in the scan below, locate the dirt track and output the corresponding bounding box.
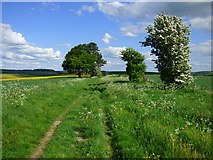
[30,95,82,159]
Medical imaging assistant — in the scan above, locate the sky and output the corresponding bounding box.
[1,1,212,72]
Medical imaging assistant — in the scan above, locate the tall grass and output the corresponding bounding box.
[2,78,87,158]
[2,75,212,158]
[104,81,211,158]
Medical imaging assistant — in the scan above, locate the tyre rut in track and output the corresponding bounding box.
[30,95,82,159]
[91,82,123,158]
[104,106,124,158]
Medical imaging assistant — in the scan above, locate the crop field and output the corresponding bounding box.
[1,75,212,158]
[0,73,78,81]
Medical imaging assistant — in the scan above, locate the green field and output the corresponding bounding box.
[1,75,212,158]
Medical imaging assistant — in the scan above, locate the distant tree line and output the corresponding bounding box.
[33,69,55,71]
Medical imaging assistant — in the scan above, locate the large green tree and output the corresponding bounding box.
[62,43,105,77]
[85,42,106,76]
[120,48,147,82]
[141,14,193,86]
[62,44,96,77]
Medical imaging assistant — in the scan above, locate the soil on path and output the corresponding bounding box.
[30,95,82,159]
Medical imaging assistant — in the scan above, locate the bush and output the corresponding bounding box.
[120,48,147,82]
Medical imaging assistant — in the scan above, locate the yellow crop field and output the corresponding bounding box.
[0,74,78,81]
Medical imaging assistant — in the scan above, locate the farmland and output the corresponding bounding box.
[1,74,212,158]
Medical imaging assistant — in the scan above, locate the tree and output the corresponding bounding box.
[141,14,193,86]
[120,48,147,82]
[62,44,96,77]
[85,42,106,76]
[62,43,105,77]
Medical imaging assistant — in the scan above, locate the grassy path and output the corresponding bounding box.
[30,95,83,158]
[41,83,113,158]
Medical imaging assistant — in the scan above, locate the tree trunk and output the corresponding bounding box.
[78,69,81,78]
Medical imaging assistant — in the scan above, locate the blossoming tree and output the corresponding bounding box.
[141,14,193,86]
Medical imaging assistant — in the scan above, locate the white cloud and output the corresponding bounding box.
[142,51,153,61]
[16,54,35,60]
[101,46,126,58]
[42,2,60,11]
[190,62,211,72]
[1,24,27,44]
[74,5,96,16]
[58,42,71,48]
[189,16,211,32]
[97,2,211,34]
[82,5,96,13]
[76,10,82,16]
[106,60,123,65]
[1,51,14,59]
[97,2,126,19]
[101,46,126,71]
[1,23,62,70]
[102,33,114,44]
[120,22,151,37]
[191,40,211,57]
[97,2,210,20]
[190,40,211,71]
[96,2,152,20]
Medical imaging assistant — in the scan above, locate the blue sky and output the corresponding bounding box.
[1,2,212,71]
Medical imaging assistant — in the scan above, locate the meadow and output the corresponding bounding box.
[1,74,212,158]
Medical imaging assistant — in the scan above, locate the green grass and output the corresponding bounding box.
[103,81,211,158]
[2,78,93,158]
[147,74,212,91]
[193,76,212,91]
[1,74,212,158]
[42,89,111,158]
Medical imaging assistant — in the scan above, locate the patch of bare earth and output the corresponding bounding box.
[30,120,61,159]
[74,131,87,142]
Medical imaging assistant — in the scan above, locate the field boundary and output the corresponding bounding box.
[30,94,83,159]
[1,75,77,81]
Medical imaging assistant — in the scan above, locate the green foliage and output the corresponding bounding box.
[62,44,95,77]
[62,42,106,77]
[2,75,212,158]
[141,14,193,86]
[86,42,106,68]
[120,48,147,82]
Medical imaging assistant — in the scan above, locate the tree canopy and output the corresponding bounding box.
[120,48,147,82]
[62,42,105,77]
[141,14,193,86]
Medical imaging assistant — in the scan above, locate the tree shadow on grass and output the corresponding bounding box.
[113,80,129,84]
